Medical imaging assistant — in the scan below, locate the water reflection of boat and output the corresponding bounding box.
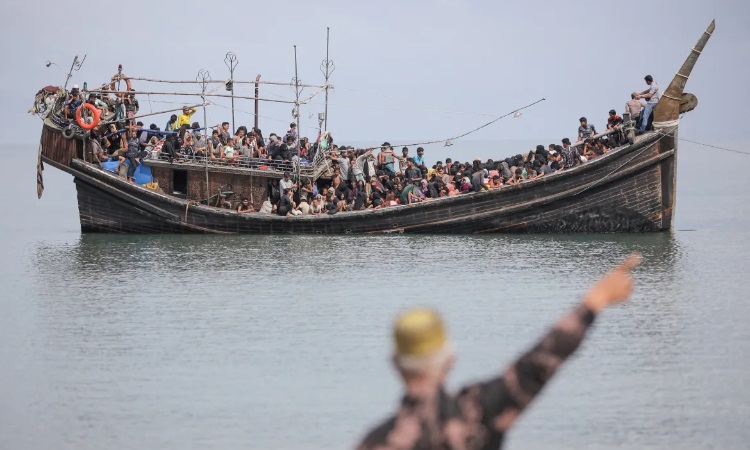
[32,22,714,234]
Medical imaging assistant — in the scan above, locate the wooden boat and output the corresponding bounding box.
[33,21,714,234]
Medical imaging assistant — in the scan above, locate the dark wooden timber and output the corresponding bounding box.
[35,20,715,234]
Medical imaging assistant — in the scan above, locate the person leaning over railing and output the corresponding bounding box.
[356,254,642,450]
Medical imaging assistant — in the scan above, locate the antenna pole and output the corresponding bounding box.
[64,55,87,91]
[320,28,335,132]
[197,69,211,204]
[224,52,239,133]
[294,45,302,190]
[254,74,261,130]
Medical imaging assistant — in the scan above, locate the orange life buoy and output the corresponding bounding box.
[109,73,133,93]
[76,103,100,130]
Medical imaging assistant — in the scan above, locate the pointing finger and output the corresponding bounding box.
[617,253,642,273]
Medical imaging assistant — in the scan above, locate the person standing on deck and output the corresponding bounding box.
[379,143,396,175]
[637,75,660,133]
[625,92,643,129]
[356,254,642,450]
[121,128,141,183]
[177,106,196,129]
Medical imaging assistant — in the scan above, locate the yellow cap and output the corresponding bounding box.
[394,309,447,357]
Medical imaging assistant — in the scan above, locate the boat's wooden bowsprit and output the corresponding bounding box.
[32,21,715,234]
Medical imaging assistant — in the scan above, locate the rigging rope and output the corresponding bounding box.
[658,134,750,156]
[360,98,547,151]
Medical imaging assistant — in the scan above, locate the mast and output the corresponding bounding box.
[197,69,211,203]
[653,19,715,125]
[320,28,335,132]
[293,45,302,189]
[224,52,238,133]
[254,74,261,130]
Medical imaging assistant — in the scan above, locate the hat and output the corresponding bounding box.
[394,309,447,357]
[72,84,79,90]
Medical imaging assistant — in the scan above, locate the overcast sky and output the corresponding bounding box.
[2,0,747,148]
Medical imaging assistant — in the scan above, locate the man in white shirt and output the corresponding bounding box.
[637,75,660,132]
[279,172,297,193]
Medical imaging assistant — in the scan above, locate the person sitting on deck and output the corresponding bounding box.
[177,106,196,129]
[218,122,231,145]
[284,135,297,161]
[285,122,298,145]
[208,129,223,159]
[369,177,385,209]
[63,85,82,119]
[606,109,625,146]
[182,129,195,159]
[87,93,107,115]
[310,195,324,215]
[297,195,311,215]
[399,180,421,205]
[279,172,297,194]
[560,138,582,169]
[637,75,660,133]
[404,159,422,185]
[550,146,564,171]
[222,137,236,161]
[193,127,207,159]
[267,133,282,160]
[396,147,410,173]
[237,197,254,213]
[165,114,178,132]
[577,117,596,142]
[160,134,180,163]
[234,126,247,147]
[90,131,108,168]
[277,188,295,216]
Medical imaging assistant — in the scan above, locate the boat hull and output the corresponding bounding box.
[59,132,676,234]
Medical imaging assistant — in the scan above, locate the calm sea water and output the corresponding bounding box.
[1,142,749,449]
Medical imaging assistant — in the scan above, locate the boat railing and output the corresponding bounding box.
[145,147,335,180]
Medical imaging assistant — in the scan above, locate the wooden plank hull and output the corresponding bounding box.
[56,132,677,234]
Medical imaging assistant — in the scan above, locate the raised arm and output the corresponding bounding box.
[461,254,641,434]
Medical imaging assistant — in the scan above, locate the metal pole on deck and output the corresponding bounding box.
[197,69,211,204]
[319,28,334,132]
[254,74,261,130]
[64,55,86,91]
[224,52,238,133]
[293,46,302,192]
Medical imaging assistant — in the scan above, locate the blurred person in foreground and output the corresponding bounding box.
[356,254,641,450]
